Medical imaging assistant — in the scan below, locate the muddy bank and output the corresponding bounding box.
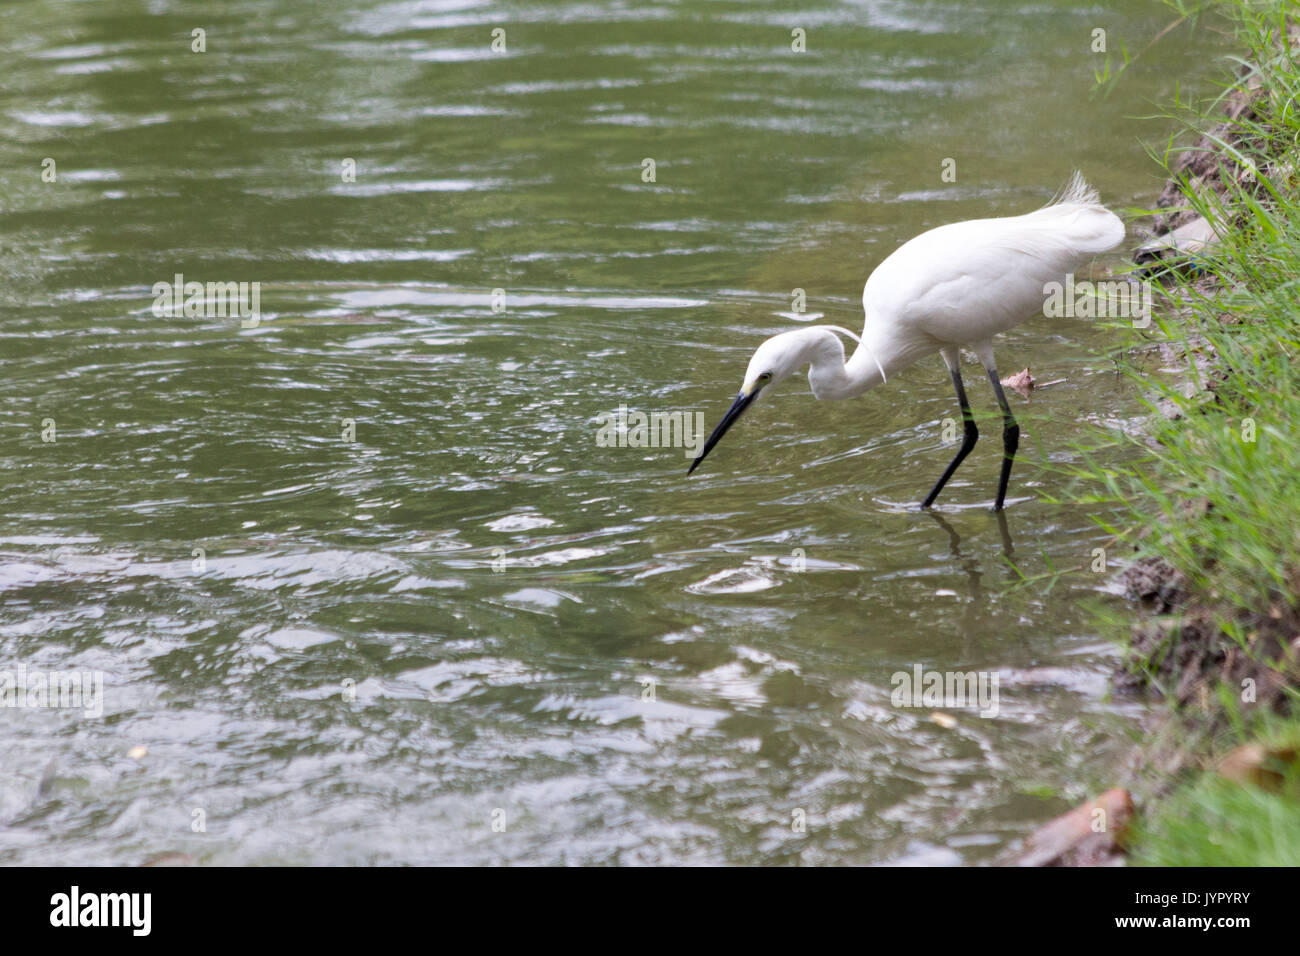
[1115,23,1300,715]
[1011,18,1300,865]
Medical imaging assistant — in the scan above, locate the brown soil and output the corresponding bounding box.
[1144,21,1300,238]
[1116,555,1300,711]
[1114,24,1300,716]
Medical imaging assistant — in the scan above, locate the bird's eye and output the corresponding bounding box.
[758,371,772,382]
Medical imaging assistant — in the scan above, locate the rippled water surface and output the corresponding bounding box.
[1,1,1223,864]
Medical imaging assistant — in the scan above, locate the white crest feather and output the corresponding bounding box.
[824,325,887,383]
[1048,170,1101,208]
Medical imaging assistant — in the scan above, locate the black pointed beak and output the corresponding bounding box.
[687,388,759,475]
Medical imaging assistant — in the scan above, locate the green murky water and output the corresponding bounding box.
[0,1,1220,864]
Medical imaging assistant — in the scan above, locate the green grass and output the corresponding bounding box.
[1133,774,1300,865]
[1075,0,1300,865]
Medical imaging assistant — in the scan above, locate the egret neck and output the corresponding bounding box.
[772,325,921,401]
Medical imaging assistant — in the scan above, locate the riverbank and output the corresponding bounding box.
[1085,0,1300,865]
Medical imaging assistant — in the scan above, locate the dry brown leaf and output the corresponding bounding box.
[1217,743,1300,794]
[1000,367,1035,397]
[1014,788,1134,867]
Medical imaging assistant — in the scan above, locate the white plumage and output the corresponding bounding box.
[688,172,1125,511]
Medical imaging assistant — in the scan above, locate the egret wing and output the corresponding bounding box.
[862,199,1125,347]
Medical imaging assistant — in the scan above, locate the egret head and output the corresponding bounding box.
[687,329,821,475]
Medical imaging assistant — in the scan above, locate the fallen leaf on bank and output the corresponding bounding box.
[1000,367,1035,397]
[1217,743,1300,794]
[1014,788,1134,866]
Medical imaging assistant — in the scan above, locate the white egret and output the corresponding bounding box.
[687,172,1125,510]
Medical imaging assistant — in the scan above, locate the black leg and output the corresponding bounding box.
[995,508,1014,557]
[921,363,978,509]
[987,369,1019,511]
